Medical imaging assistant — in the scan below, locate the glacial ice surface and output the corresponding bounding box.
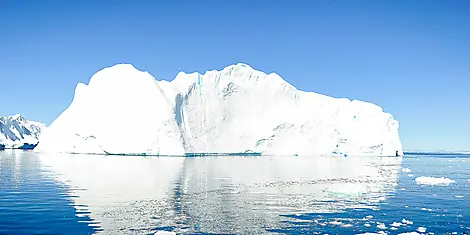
[36,63,403,156]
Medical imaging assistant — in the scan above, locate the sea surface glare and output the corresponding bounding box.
[0,150,469,234]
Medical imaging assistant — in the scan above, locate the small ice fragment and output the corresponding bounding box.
[455,195,464,198]
[408,174,414,177]
[391,227,398,230]
[397,232,420,235]
[341,224,353,228]
[377,222,387,229]
[365,215,373,219]
[364,223,371,227]
[402,218,413,225]
[154,231,176,235]
[417,227,426,233]
[329,221,342,225]
[402,168,412,173]
[391,222,403,227]
[415,176,455,186]
[357,233,386,235]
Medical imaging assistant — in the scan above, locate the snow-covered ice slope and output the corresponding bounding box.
[36,63,403,156]
[0,114,46,148]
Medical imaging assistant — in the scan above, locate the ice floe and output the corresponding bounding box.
[415,176,455,185]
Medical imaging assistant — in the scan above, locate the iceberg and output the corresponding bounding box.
[0,114,45,149]
[36,63,403,156]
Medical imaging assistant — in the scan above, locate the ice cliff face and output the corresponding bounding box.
[36,63,403,156]
[0,114,46,148]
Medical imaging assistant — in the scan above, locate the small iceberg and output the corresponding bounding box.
[415,176,455,186]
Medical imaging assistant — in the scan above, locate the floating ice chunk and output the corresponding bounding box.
[391,227,398,230]
[154,231,176,235]
[364,223,371,227]
[329,221,342,225]
[377,222,387,229]
[401,219,413,225]
[415,176,455,186]
[455,195,464,198]
[401,168,412,173]
[417,227,426,233]
[391,222,403,227]
[398,232,420,235]
[357,232,386,235]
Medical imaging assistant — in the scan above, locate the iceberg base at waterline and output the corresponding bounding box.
[36,63,403,156]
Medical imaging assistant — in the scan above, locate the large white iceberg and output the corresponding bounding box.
[36,63,403,156]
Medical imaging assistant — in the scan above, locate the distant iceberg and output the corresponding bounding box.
[36,63,403,156]
[0,114,45,149]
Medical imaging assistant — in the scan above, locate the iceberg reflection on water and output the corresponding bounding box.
[39,154,401,234]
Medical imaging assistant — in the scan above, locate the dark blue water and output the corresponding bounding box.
[0,151,469,234]
[0,151,98,235]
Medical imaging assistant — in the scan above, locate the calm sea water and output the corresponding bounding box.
[0,150,469,235]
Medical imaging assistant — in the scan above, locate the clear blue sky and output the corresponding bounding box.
[0,1,469,151]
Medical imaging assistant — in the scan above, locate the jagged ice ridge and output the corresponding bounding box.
[0,114,46,148]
